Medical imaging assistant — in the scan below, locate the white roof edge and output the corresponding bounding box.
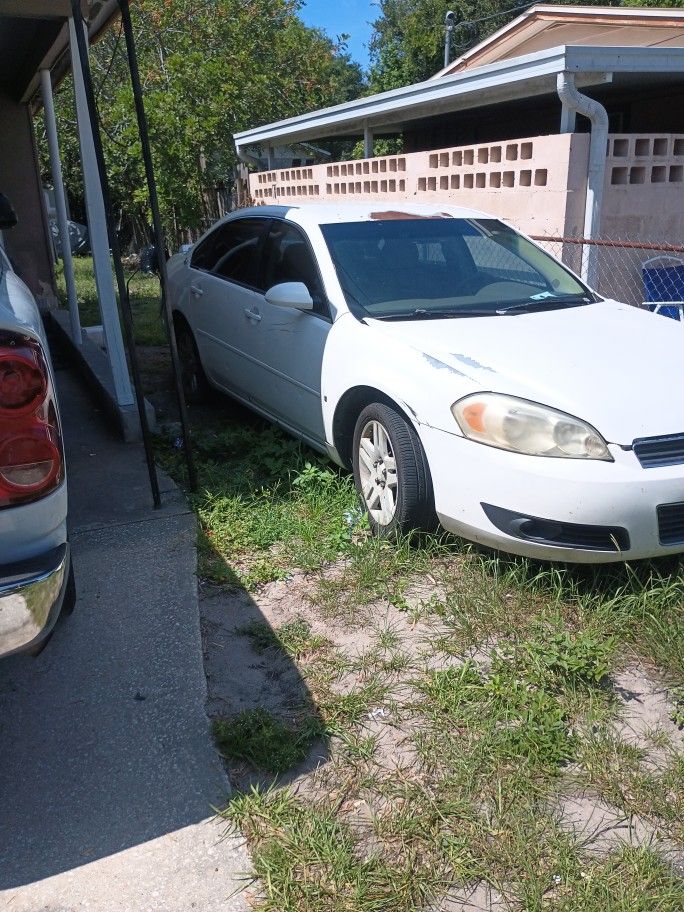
[235,45,568,147]
[235,44,684,150]
[432,3,684,79]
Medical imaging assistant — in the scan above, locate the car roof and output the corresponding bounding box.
[229,202,496,227]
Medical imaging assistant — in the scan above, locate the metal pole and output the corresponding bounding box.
[68,15,133,405]
[363,123,373,159]
[444,11,456,69]
[69,0,161,508]
[40,68,81,347]
[118,0,197,492]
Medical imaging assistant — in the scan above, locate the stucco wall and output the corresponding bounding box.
[0,91,55,299]
[251,133,589,239]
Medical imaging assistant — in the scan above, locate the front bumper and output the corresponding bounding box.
[419,424,684,563]
[0,543,70,658]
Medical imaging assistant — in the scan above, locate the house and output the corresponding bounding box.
[234,5,684,303]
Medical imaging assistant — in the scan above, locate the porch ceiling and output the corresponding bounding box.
[0,0,119,103]
[0,17,63,99]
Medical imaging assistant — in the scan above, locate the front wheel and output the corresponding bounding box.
[352,403,436,538]
[175,319,209,404]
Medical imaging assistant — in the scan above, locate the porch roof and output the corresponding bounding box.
[0,0,119,102]
[234,44,684,155]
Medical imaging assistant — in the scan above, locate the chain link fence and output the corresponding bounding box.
[531,236,684,319]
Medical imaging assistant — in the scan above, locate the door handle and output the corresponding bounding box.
[244,308,261,323]
[190,284,203,298]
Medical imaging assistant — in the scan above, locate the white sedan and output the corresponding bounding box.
[167,203,684,563]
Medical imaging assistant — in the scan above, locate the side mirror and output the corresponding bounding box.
[139,244,160,275]
[264,281,313,311]
[0,193,17,230]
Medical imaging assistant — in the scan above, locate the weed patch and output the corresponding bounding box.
[237,617,329,660]
[213,708,321,775]
[156,423,359,587]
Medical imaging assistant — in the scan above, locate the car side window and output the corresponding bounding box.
[258,222,328,317]
[190,218,269,288]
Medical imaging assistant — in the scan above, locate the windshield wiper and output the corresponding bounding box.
[496,296,593,315]
[375,308,499,321]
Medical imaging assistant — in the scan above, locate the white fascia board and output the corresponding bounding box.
[235,43,684,154]
[565,44,684,74]
[235,45,569,150]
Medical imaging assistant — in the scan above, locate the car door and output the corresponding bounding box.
[186,217,270,397]
[245,220,331,445]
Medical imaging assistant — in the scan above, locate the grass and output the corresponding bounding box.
[156,420,360,588]
[213,708,322,775]
[237,617,329,659]
[54,255,167,346]
[155,392,684,909]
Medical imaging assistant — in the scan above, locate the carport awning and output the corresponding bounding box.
[0,0,119,102]
[234,44,684,151]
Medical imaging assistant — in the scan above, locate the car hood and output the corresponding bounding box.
[371,300,684,444]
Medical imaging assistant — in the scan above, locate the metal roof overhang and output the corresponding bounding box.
[234,44,684,152]
[0,0,120,103]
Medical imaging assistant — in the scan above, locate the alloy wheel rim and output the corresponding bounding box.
[358,420,398,525]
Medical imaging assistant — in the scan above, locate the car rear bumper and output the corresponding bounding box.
[419,424,684,563]
[0,543,70,658]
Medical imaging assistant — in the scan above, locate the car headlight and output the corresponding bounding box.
[451,393,612,460]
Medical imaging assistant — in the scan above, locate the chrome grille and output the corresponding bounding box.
[633,433,684,468]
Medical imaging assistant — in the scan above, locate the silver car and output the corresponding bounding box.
[0,194,73,658]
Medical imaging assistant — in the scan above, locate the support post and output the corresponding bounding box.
[69,1,160,507]
[40,67,81,346]
[363,123,373,159]
[118,0,197,492]
[68,14,133,405]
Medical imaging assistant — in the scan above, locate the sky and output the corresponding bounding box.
[298,0,376,69]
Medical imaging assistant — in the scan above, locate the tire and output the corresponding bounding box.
[352,402,437,538]
[175,319,209,404]
[61,558,76,616]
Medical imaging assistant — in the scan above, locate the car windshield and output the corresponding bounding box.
[320,216,594,319]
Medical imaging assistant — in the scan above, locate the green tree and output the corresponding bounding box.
[38,0,364,243]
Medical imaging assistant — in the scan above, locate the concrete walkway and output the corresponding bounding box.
[0,369,250,910]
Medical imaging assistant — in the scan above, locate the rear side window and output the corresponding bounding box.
[190,218,269,287]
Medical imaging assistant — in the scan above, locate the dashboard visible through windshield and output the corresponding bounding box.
[320,217,594,320]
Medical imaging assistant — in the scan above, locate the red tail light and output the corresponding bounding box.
[0,331,64,508]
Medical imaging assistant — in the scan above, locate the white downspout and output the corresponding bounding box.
[556,72,609,288]
[40,68,81,346]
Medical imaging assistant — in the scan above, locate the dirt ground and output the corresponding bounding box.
[200,568,684,910]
